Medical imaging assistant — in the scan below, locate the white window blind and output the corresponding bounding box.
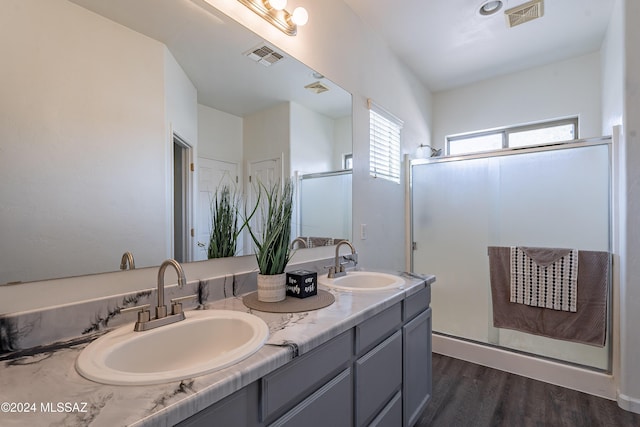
[369,100,402,184]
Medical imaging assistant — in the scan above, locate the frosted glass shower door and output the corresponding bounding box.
[412,156,493,342]
[299,172,352,240]
[493,146,609,250]
[411,142,611,369]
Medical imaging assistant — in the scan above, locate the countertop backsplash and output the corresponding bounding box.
[0,256,334,355]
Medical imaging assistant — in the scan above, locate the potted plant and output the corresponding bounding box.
[246,179,294,302]
[207,185,242,259]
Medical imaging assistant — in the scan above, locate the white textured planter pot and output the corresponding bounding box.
[257,273,286,302]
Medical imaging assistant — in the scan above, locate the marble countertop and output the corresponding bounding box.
[0,272,433,427]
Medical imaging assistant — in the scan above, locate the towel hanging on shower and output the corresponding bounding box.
[510,247,578,312]
[488,246,609,347]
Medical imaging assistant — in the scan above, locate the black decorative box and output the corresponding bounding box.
[286,270,318,298]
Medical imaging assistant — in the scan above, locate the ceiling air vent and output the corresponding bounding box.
[505,0,544,28]
[304,81,330,94]
[244,44,284,67]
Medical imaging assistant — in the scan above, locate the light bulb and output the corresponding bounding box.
[291,7,308,26]
[268,0,287,10]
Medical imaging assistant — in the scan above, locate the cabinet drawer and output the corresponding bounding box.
[355,330,402,427]
[177,382,258,427]
[403,286,431,322]
[262,330,352,421]
[355,303,402,355]
[403,308,432,427]
[269,368,352,427]
[369,391,402,427]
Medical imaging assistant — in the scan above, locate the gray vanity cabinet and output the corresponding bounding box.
[177,382,261,427]
[402,287,433,427]
[354,303,403,426]
[369,391,402,427]
[269,368,353,427]
[178,284,432,427]
[178,331,354,427]
[355,330,403,426]
[403,308,432,427]
[263,331,353,425]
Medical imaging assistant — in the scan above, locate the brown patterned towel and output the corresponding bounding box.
[489,246,609,347]
[510,247,578,312]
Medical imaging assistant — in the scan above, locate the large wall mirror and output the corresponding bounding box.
[0,0,352,285]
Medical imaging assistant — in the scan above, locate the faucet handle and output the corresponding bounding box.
[120,304,151,323]
[341,253,358,265]
[324,265,337,278]
[170,294,199,315]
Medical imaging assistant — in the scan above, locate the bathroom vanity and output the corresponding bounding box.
[0,270,433,427]
[180,285,432,427]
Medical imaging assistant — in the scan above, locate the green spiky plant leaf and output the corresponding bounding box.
[245,180,294,275]
[208,185,242,259]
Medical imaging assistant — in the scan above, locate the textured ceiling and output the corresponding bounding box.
[343,0,615,91]
[71,0,615,109]
[70,0,352,118]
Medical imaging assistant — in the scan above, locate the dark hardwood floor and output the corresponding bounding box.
[417,353,640,427]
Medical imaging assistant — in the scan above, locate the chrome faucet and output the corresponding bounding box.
[290,237,308,249]
[155,259,186,319]
[328,240,358,278]
[121,259,191,332]
[119,251,135,270]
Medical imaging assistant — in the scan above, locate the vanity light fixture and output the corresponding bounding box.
[238,0,308,36]
[268,0,287,10]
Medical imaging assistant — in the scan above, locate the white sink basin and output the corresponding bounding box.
[318,271,405,292]
[76,310,269,386]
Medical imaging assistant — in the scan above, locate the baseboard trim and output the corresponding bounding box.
[433,334,616,400]
[617,392,640,414]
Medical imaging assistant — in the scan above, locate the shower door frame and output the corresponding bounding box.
[408,136,613,372]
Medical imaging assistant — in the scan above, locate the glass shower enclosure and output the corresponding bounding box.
[410,138,611,370]
[297,170,352,243]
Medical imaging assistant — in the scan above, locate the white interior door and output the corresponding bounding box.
[196,158,240,261]
[173,135,194,263]
[246,157,282,250]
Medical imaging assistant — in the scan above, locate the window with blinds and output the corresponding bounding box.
[369,101,402,184]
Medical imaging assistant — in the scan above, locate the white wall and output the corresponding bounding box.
[197,104,243,163]
[290,102,334,175]
[205,0,432,271]
[0,0,167,283]
[164,48,199,261]
[243,102,290,179]
[601,0,624,135]
[164,49,198,147]
[333,116,353,170]
[433,52,602,150]
[619,0,640,414]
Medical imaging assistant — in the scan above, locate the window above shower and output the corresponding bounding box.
[447,117,578,156]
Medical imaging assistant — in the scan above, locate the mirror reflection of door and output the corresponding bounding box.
[196,158,240,261]
[173,135,193,263]
[246,157,282,251]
